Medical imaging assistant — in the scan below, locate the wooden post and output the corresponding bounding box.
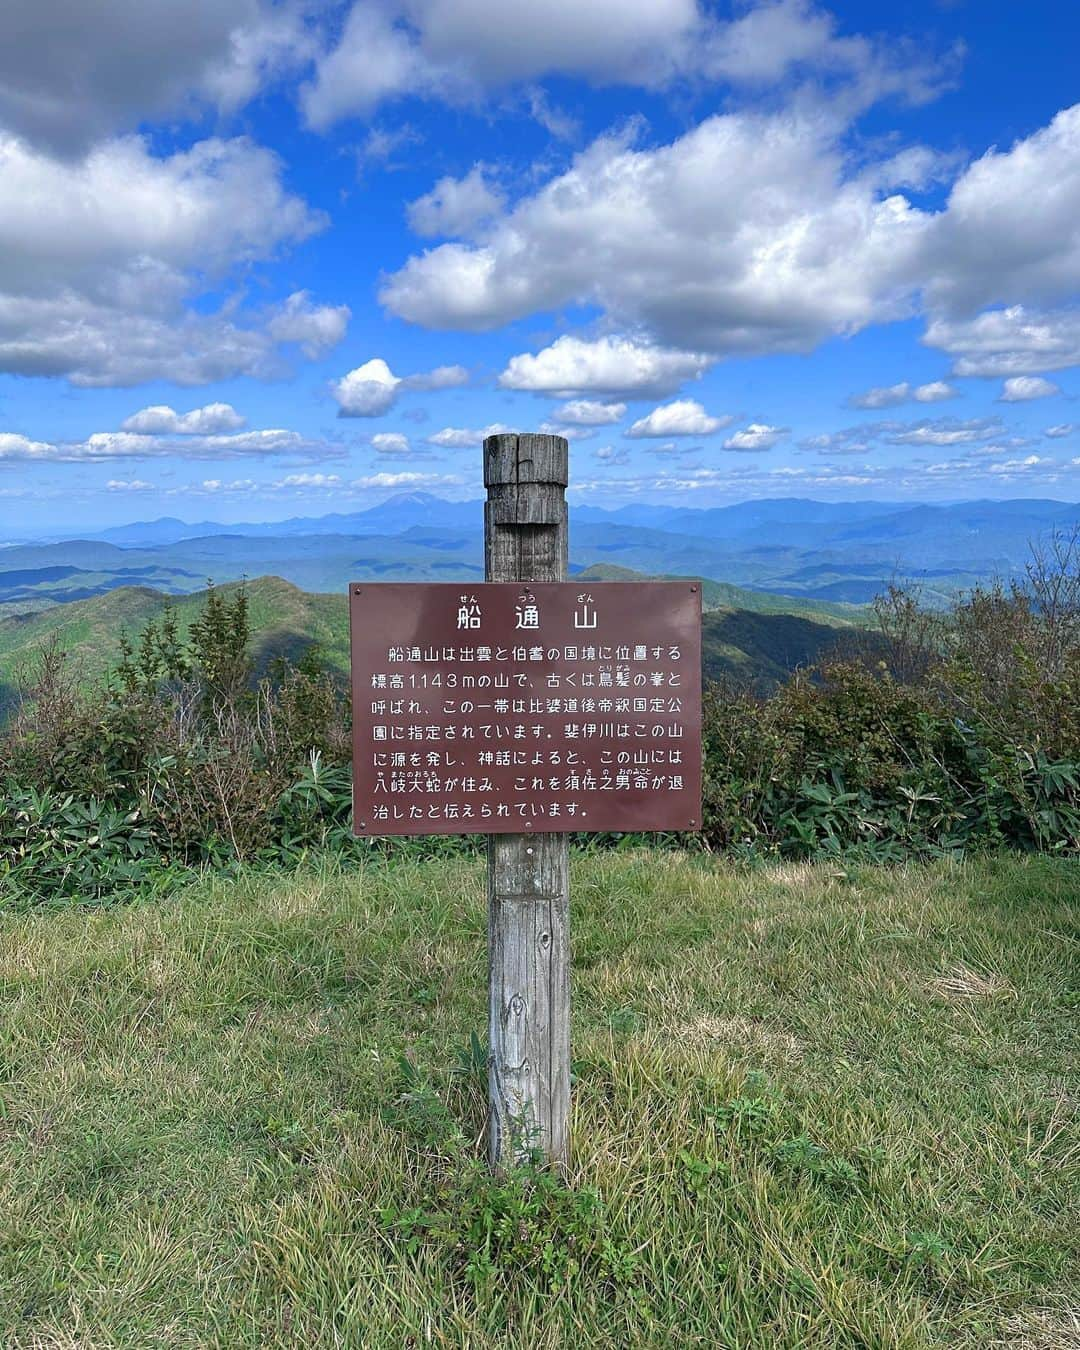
[484,432,570,1168]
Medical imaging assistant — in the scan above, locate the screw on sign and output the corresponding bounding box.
[349,434,702,1168]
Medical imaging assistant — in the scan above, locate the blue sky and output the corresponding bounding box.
[1,0,1079,534]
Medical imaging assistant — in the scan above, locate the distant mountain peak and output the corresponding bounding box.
[383,490,442,505]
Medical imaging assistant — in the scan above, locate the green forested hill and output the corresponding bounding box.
[576,563,865,625]
[0,573,866,712]
[0,578,348,709]
[700,608,862,686]
[577,564,868,686]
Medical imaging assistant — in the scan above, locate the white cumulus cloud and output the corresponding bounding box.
[0,432,56,461]
[332,357,469,416]
[999,375,1061,402]
[550,399,626,426]
[0,130,327,385]
[426,423,516,449]
[923,305,1080,377]
[267,291,351,357]
[919,105,1080,322]
[331,358,401,416]
[302,0,701,128]
[371,432,412,456]
[499,336,712,398]
[121,402,246,434]
[723,423,788,451]
[407,166,505,238]
[382,100,1080,387]
[0,0,313,155]
[381,111,933,348]
[302,0,948,131]
[626,399,731,438]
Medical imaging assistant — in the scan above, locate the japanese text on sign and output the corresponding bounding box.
[350,582,702,836]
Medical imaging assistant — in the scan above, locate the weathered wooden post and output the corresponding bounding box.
[483,432,570,1168]
[350,441,700,1171]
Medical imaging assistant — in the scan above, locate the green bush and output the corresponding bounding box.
[0,784,187,907]
[700,666,977,860]
[699,551,1080,857]
[700,658,1080,860]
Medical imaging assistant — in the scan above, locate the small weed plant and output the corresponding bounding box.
[379,1054,642,1313]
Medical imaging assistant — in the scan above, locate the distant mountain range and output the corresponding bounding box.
[76,491,1079,552]
[82,492,489,545]
[1,494,1077,615]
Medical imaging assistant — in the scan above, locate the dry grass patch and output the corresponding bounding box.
[929,962,1018,1001]
[768,860,835,888]
[671,1013,805,1060]
[995,1306,1080,1349]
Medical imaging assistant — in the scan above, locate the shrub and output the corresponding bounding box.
[701,664,979,859]
[0,785,184,906]
[0,586,355,899]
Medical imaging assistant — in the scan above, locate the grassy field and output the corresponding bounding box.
[0,852,1076,1347]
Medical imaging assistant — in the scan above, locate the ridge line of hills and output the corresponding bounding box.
[0,571,874,715]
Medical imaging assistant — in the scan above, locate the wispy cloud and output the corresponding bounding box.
[426,423,516,449]
[848,380,958,409]
[0,427,339,464]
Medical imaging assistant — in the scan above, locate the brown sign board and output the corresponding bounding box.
[350,581,702,836]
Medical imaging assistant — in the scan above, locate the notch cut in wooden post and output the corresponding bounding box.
[484,432,570,1168]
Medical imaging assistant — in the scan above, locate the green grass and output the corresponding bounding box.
[0,852,1076,1347]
